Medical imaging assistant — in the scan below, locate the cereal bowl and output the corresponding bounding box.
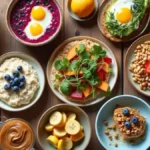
[0,52,45,111]
[37,104,91,150]
[125,34,150,97]
[95,95,150,150]
[6,0,62,46]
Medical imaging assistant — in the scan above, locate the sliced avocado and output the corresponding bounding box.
[105,0,149,37]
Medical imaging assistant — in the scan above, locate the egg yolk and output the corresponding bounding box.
[116,8,132,24]
[31,6,46,20]
[30,22,43,36]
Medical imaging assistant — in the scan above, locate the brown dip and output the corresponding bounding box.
[0,119,34,150]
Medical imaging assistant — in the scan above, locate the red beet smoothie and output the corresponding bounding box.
[10,0,61,43]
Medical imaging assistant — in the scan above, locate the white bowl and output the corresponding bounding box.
[0,52,45,111]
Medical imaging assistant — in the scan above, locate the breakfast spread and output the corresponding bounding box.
[101,0,149,42]
[129,41,150,91]
[71,0,95,18]
[45,111,85,149]
[0,119,34,150]
[10,0,61,43]
[0,58,39,107]
[51,39,112,102]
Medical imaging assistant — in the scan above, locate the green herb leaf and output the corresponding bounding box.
[54,58,70,71]
[87,76,100,86]
[79,51,91,61]
[69,60,81,71]
[77,83,87,93]
[108,68,113,73]
[55,74,63,80]
[53,83,59,89]
[76,44,86,54]
[82,68,92,79]
[60,79,72,95]
[106,87,111,96]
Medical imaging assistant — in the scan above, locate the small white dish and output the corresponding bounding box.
[0,52,45,111]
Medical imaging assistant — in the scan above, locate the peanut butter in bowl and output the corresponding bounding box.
[0,119,35,150]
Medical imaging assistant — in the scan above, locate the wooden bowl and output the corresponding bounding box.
[6,0,63,46]
[67,0,98,21]
[0,52,45,111]
[37,104,91,150]
[97,0,150,42]
[125,34,150,97]
[46,36,118,107]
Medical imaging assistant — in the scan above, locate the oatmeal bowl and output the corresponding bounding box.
[0,52,45,111]
[95,95,150,150]
[46,36,118,107]
[125,34,150,96]
[6,0,62,46]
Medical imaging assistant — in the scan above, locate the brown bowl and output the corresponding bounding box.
[125,34,150,97]
[6,0,63,46]
[97,0,150,42]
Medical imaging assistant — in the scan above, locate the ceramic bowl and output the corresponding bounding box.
[0,52,45,112]
[125,34,150,97]
[46,36,118,107]
[97,0,150,42]
[95,95,150,150]
[37,104,91,150]
[6,0,62,46]
[67,0,98,21]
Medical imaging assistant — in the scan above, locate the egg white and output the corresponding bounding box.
[110,0,134,21]
[24,6,52,40]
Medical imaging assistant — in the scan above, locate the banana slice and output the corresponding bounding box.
[65,120,81,135]
[46,135,58,148]
[57,137,73,150]
[49,111,63,126]
[53,127,67,138]
[70,131,84,142]
[80,125,83,131]
[67,112,76,121]
[45,124,54,132]
[58,112,67,127]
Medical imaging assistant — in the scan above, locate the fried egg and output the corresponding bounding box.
[110,0,134,24]
[24,6,52,40]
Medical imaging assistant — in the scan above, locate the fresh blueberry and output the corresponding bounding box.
[12,86,19,92]
[44,0,49,6]
[17,66,23,72]
[19,76,25,82]
[10,80,15,87]
[122,108,129,116]
[46,28,50,33]
[4,84,11,90]
[14,77,20,85]
[133,4,137,9]
[13,71,20,77]
[4,74,11,81]
[131,116,139,124]
[11,76,15,81]
[17,29,22,35]
[36,1,41,5]
[19,82,25,88]
[124,121,131,128]
[49,6,54,12]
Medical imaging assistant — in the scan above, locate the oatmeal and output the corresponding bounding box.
[0,58,39,107]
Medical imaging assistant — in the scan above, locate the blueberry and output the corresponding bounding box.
[12,24,18,31]
[49,6,54,12]
[12,86,19,92]
[133,4,137,9]
[17,66,23,72]
[13,71,20,77]
[14,77,20,85]
[10,80,15,87]
[131,116,139,124]
[11,76,15,81]
[17,29,22,35]
[22,34,26,39]
[19,82,25,88]
[18,21,23,27]
[124,121,131,128]
[44,0,49,6]
[122,108,129,116]
[36,1,41,5]
[46,28,50,33]
[19,76,25,82]
[4,74,11,81]
[4,84,11,90]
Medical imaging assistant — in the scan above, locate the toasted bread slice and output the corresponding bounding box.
[114,107,146,140]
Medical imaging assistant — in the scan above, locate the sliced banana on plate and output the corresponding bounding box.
[65,120,81,135]
[58,137,73,150]
[46,135,58,148]
[53,127,67,138]
[45,124,54,132]
[67,112,76,121]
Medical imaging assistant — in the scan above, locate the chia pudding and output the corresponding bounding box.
[10,0,61,43]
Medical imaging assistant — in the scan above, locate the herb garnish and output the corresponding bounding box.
[105,0,146,37]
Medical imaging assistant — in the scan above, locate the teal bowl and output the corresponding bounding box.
[95,95,150,150]
[37,104,91,150]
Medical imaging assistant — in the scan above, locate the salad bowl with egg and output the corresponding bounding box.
[46,36,118,107]
[98,0,150,42]
[6,0,62,46]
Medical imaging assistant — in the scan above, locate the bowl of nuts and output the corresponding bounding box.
[125,34,150,97]
[95,95,150,150]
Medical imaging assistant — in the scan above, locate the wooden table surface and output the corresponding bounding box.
[0,0,149,150]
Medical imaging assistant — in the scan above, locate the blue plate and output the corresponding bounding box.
[95,95,150,150]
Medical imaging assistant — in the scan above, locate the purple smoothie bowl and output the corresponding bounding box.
[6,0,62,46]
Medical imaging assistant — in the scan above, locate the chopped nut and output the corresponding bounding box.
[114,133,119,139]
[114,143,118,147]
[103,120,108,126]
[108,135,113,141]
[105,130,109,135]
[126,130,130,135]
[107,124,116,130]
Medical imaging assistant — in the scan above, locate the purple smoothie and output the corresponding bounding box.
[10,0,61,43]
